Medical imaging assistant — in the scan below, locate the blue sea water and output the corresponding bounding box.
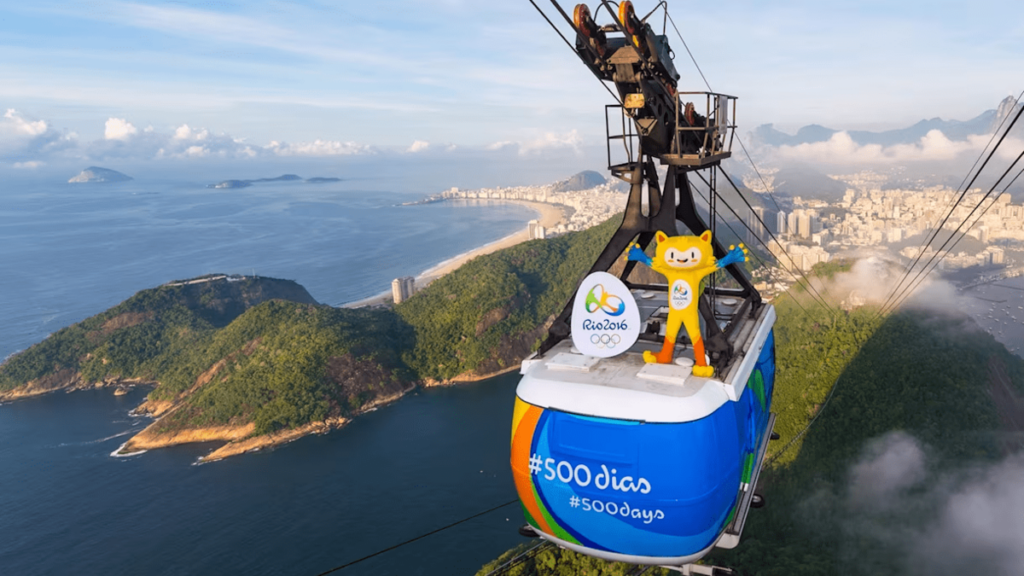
[0,379,524,576]
[0,178,537,360]
[0,177,538,574]
[961,275,1024,359]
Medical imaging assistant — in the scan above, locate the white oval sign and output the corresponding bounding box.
[571,272,641,358]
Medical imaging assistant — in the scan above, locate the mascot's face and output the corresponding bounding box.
[655,230,713,269]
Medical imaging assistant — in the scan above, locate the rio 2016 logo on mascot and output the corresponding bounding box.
[626,231,747,377]
[571,272,641,358]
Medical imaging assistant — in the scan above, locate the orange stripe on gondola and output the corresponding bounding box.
[510,403,553,535]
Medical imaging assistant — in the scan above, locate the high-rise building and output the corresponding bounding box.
[528,220,546,240]
[991,247,1005,265]
[746,206,765,247]
[392,276,415,304]
[797,213,811,239]
[776,210,787,235]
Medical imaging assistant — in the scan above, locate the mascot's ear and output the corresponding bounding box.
[655,231,669,244]
[700,230,712,243]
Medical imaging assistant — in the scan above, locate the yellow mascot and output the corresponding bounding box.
[627,231,747,377]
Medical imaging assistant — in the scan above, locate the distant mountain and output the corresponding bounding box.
[306,177,342,184]
[552,170,606,192]
[68,166,132,184]
[771,165,848,201]
[752,96,1020,147]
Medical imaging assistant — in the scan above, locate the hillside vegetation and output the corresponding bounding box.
[0,218,618,445]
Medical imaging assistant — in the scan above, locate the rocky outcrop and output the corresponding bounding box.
[200,418,348,462]
[119,423,256,454]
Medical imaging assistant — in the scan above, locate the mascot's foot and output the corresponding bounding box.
[692,365,714,378]
[643,350,673,364]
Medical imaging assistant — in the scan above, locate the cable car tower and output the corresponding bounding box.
[511,2,778,572]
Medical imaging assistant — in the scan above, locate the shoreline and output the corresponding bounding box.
[342,199,567,308]
[3,199,565,462]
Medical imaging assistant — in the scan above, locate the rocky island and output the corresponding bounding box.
[68,166,133,183]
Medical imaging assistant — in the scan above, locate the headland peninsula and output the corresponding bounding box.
[0,216,619,462]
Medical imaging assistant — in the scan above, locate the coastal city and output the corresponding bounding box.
[420,179,628,237]
[398,169,1024,304]
[746,170,1023,274]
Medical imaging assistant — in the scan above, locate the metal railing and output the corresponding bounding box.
[605,103,639,179]
[671,91,737,163]
[605,91,738,172]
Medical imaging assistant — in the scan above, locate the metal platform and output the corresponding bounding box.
[658,151,732,167]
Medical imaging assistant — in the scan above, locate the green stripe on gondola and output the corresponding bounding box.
[741,452,755,484]
[532,484,581,545]
[522,502,540,530]
[723,497,739,528]
[748,369,766,410]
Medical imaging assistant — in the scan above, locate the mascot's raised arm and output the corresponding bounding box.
[627,230,747,377]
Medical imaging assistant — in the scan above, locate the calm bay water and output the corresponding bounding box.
[0,377,525,575]
[961,275,1024,358]
[0,177,537,574]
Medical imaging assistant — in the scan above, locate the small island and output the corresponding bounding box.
[208,174,341,189]
[68,166,133,184]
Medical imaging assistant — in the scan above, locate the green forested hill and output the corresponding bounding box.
[0,276,319,395]
[396,217,618,380]
[0,218,619,437]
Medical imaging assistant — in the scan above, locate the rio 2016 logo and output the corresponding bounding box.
[572,272,640,358]
[585,284,625,316]
[670,279,692,310]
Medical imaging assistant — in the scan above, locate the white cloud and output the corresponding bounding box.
[847,431,928,510]
[407,140,430,153]
[3,109,48,136]
[104,118,138,140]
[485,140,516,151]
[484,130,584,156]
[768,129,1024,166]
[0,110,377,163]
[265,139,373,156]
[519,130,582,155]
[912,454,1024,575]
[0,110,78,160]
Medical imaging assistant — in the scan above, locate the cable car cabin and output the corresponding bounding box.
[513,0,777,567]
[511,290,776,566]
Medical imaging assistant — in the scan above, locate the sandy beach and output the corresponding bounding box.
[342,200,567,308]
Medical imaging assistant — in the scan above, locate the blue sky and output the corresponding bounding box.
[0,0,1021,169]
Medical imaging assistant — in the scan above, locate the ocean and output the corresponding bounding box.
[0,379,525,575]
[960,276,1024,358]
[0,177,538,575]
[0,178,537,360]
